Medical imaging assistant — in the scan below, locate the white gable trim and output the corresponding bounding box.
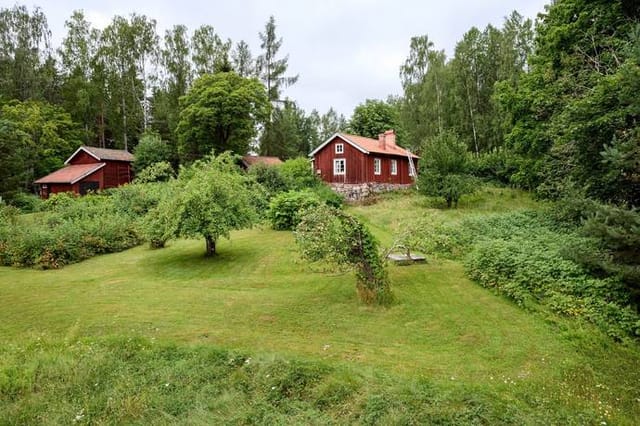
[308,133,369,157]
[64,146,101,164]
[70,163,106,184]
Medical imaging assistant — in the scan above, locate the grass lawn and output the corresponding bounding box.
[1,188,639,424]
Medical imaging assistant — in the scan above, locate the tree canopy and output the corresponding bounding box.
[348,99,403,142]
[176,72,269,163]
[142,152,258,255]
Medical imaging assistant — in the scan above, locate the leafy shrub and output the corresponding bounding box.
[465,235,640,340]
[418,131,477,207]
[133,161,174,183]
[312,184,344,208]
[132,133,172,174]
[248,163,289,199]
[107,183,164,219]
[0,190,145,269]
[268,191,321,231]
[467,150,520,185]
[8,192,44,213]
[43,192,76,211]
[408,209,640,340]
[280,157,319,190]
[296,204,392,305]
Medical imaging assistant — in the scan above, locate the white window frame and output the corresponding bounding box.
[390,159,398,175]
[335,143,344,154]
[333,158,346,175]
[374,158,381,175]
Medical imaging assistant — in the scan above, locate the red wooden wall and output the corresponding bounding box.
[69,151,98,165]
[312,136,417,185]
[103,161,131,188]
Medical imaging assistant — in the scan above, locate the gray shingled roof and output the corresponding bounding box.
[81,146,134,162]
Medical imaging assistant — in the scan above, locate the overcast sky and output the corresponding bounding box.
[35,0,550,117]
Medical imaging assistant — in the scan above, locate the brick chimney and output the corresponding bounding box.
[378,133,386,150]
[384,130,396,147]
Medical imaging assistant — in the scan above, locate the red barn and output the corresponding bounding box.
[309,130,418,199]
[34,146,134,198]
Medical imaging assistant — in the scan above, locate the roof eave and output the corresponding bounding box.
[70,163,106,184]
[308,133,369,157]
[64,146,101,164]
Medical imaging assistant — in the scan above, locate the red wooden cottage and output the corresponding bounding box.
[309,130,419,188]
[34,146,134,198]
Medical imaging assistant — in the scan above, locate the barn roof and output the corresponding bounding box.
[241,155,283,168]
[309,133,419,159]
[65,146,134,164]
[34,163,106,184]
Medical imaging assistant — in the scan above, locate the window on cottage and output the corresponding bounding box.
[390,159,398,175]
[335,143,344,154]
[333,158,346,175]
[374,158,381,175]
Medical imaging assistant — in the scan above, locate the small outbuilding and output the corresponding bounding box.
[309,130,419,199]
[34,146,134,198]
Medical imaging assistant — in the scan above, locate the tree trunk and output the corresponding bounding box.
[205,235,216,256]
[465,83,479,156]
[435,72,442,133]
[99,100,106,148]
[122,94,128,151]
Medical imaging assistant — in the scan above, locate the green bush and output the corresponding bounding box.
[409,210,640,340]
[8,192,44,213]
[312,184,344,208]
[248,163,289,199]
[132,133,172,174]
[0,190,145,269]
[467,150,520,185]
[280,158,319,190]
[417,131,477,208]
[268,190,322,231]
[133,161,175,183]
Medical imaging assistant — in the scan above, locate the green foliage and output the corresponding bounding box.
[499,0,640,205]
[279,157,319,190]
[408,209,640,340]
[348,99,403,142]
[312,184,344,209]
[467,150,520,185]
[176,72,270,163]
[0,335,607,425]
[267,191,321,231]
[0,5,56,102]
[418,131,477,207]
[0,100,82,200]
[0,193,143,269]
[256,15,298,103]
[132,133,172,174]
[259,102,319,159]
[399,12,533,151]
[143,152,258,255]
[7,193,44,213]
[248,163,289,199]
[133,161,175,184]
[296,205,392,305]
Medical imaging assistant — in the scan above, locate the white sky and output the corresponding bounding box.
[30,0,550,117]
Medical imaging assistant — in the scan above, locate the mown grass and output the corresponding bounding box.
[1,188,639,424]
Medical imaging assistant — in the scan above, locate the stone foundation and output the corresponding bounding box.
[330,182,414,202]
